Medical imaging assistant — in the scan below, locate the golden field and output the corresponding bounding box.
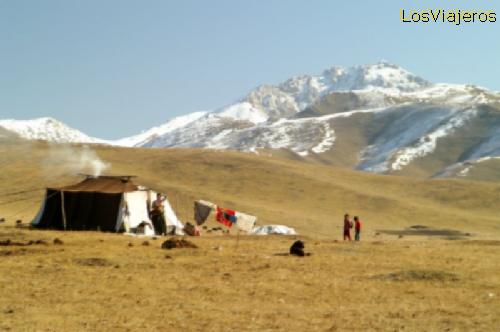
[0,139,499,331]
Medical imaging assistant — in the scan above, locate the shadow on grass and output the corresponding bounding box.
[372,269,460,282]
[377,225,472,239]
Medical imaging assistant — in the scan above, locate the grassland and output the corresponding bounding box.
[1,228,499,331]
[0,139,499,331]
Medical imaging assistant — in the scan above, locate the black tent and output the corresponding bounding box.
[33,175,138,232]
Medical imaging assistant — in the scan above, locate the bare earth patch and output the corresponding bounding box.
[73,257,114,267]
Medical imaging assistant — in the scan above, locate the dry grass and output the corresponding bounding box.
[0,140,500,331]
[0,227,499,331]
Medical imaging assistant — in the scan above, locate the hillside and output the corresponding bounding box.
[1,140,499,237]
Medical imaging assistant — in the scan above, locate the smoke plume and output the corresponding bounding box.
[43,144,111,178]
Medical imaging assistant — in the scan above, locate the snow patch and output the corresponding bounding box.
[311,122,335,154]
[217,102,268,124]
[390,108,478,171]
[114,111,207,147]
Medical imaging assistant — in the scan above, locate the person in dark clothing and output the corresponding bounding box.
[151,193,166,235]
[343,213,353,241]
[354,216,362,241]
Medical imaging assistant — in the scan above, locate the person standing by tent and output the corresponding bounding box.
[151,193,167,235]
[343,213,353,241]
[354,216,362,241]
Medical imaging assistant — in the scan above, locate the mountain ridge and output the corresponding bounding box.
[2,62,499,180]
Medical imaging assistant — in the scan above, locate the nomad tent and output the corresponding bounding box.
[32,175,183,235]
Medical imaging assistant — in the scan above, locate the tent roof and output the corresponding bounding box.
[50,176,140,193]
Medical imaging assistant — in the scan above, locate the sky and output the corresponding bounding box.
[1,0,499,139]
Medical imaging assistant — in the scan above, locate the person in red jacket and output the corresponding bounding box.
[343,213,353,241]
[354,216,362,241]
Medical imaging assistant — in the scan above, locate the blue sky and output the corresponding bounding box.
[1,0,499,139]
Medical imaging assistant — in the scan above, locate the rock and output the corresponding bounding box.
[161,237,198,249]
[128,242,134,247]
[26,240,47,245]
[53,238,64,245]
[142,241,150,246]
[409,225,428,229]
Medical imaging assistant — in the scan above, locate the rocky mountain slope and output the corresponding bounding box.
[2,62,499,180]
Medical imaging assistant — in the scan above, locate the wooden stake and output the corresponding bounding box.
[60,191,67,230]
[236,229,240,250]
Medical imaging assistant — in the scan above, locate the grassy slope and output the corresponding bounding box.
[1,140,499,237]
[1,140,500,331]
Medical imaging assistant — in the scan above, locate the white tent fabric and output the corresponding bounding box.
[162,197,184,230]
[197,199,217,209]
[235,212,257,232]
[118,190,184,236]
[251,225,297,235]
[121,191,155,236]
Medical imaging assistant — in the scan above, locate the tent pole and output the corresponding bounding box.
[61,191,67,230]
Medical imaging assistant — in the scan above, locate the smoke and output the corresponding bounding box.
[43,144,111,178]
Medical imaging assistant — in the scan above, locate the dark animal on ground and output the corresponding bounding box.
[290,240,307,257]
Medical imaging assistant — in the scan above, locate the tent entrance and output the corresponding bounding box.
[34,190,123,231]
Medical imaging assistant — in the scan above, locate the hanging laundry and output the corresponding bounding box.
[235,212,257,233]
[194,200,212,225]
[216,207,237,228]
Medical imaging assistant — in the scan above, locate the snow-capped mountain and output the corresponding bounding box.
[115,62,500,178]
[0,117,105,144]
[121,62,432,148]
[1,62,499,180]
[113,111,208,147]
[216,61,430,123]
